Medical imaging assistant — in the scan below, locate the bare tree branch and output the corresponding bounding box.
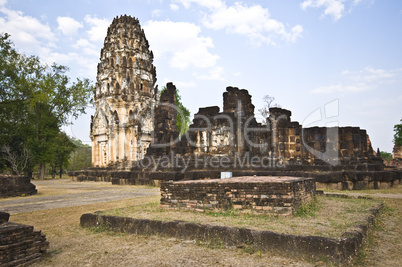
[21,146,31,173]
[1,144,31,176]
[1,145,20,175]
[258,95,280,123]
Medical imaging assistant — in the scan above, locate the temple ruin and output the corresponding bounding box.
[391,144,402,169]
[70,15,401,190]
[90,15,157,167]
[160,176,316,215]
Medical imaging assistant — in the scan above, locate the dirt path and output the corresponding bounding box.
[0,179,159,214]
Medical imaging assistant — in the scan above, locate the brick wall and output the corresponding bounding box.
[161,176,316,215]
[0,175,37,198]
[0,212,49,266]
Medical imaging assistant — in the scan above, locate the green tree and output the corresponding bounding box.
[67,138,92,172]
[380,151,393,165]
[0,33,94,178]
[394,119,402,146]
[159,86,191,136]
[48,133,76,179]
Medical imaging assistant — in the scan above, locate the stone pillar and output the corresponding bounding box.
[236,100,245,155]
[108,134,111,165]
[119,126,125,162]
[268,108,292,159]
[114,127,119,162]
[129,128,133,162]
[91,138,96,167]
[123,126,127,161]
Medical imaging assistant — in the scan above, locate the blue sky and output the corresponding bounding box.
[1,0,401,153]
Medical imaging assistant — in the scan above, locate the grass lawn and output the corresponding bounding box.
[100,195,382,239]
[6,182,401,266]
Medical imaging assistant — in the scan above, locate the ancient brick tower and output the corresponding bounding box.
[90,15,157,167]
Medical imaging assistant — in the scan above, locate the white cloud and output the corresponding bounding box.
[57,16,83,36]
[197,66,225,81]
[344,66,401,83]
[0,6,57,52]
[170,4,179,11]
[144,20,219,69]
[311,67,402,94]
[0,5,104,80]
[288,25,304,42]
[300,0,345,21]
[174,0,224,10]
[84,15,110,42]
[73,38,99,57]
[0,0,7,6]
[174,0,302,46]
[300,0,370,21]
[151,9,163,17]
[43,14,106,78]
[41,49,97,78]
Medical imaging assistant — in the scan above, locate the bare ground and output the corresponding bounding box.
[0,179,159,214]
[11,196,312,267]
[3,179,401,266]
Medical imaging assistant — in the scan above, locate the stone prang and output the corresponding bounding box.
[90,15,157,167]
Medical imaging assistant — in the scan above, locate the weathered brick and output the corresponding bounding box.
[160,176,315,215]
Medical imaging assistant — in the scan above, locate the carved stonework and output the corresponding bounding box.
[72,14,402,190]
[391,144,402,169]
[90,15,157,167]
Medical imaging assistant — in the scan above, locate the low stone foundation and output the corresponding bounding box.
[0,212,49,266]
[69,167,402,191]
[160,176,316,215]
[0,175,37,198]
[80,201,383,265]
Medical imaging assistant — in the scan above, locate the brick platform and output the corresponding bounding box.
[0,175,37,198]
[0,212,49,266]
[160,176,316,215]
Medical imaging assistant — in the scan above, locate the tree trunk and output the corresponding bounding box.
[27,169,33,179]
[59,166,63,179]
[38,162,45,180]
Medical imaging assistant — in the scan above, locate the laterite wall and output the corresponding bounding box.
[0,175,37,198]
[161,176,316,215]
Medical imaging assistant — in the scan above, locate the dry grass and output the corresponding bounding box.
[10,195,312,267]
[352,198,402,267]
[100,195,381,238]
[6,181,401,267]
[325,184,402,196]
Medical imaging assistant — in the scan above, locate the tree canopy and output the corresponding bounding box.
[159,86,191,136]
[380,151,393,165]
[0,33,94,177]
[394,119,402,146]
[67,138,92,172]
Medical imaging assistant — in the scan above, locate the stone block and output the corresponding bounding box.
[0,212,9,224]
[160,176,315,215]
